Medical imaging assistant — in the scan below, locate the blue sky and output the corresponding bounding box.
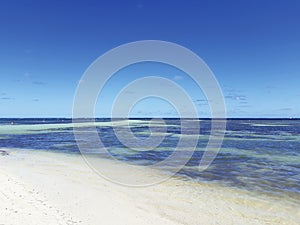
[0,0,300,118]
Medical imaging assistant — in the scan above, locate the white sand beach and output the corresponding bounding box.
[0,148,299,225]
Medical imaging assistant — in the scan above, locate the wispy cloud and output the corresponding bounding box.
[194,99,209,106]
[124,90,136,95]
[225,93,246,101]
[33,81,47,85]
[0,92,14,101]
[278,107,293,111]
[223,86,251,112]
[33,99,40,102]
[78,79,85,84]
[173,75,184,80]
[224,87,248,103]
[0,97,14,100]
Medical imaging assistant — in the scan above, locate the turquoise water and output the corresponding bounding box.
[0,118,299,202]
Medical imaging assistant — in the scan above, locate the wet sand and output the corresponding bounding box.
[0,148,299,225]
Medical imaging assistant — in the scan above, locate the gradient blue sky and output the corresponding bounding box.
[1,0,300,118]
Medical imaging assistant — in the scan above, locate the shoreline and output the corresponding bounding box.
[1,148,299,225]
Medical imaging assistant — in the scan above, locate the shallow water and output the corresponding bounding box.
[0,118,299,202]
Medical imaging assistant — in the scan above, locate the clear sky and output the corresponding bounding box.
[1,0,300,118]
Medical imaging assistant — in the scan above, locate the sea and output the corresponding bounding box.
[0,118,299,203]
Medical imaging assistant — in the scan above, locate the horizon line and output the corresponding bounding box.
[1,117,299,120]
